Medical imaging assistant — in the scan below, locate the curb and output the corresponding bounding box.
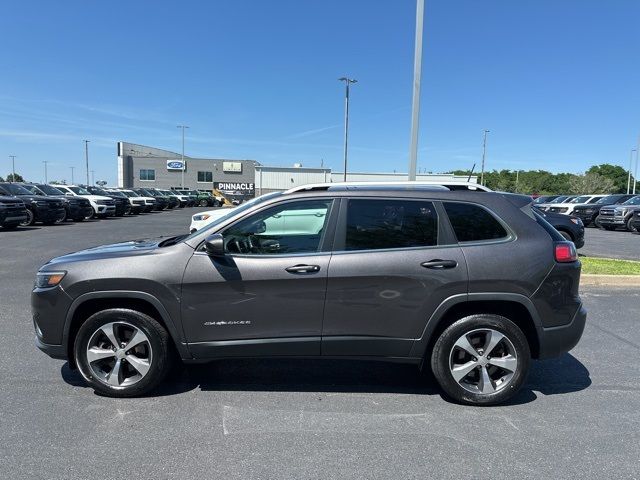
[581,274,640,287]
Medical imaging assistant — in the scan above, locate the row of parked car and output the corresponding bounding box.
[0,182,225,229]
[533,193,640,233]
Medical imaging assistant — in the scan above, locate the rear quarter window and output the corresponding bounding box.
[443,202,508,242]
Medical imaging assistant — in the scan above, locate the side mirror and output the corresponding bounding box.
[204,233,225,256]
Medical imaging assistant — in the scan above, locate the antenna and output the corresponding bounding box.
[467,163,476,182]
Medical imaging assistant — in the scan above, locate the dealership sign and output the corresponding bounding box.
[214,182,255,198]
[167,160,186,171]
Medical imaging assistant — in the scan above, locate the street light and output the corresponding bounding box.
[43,161,49,183]
[627,148,636,194]
[338,77,357,182]
[480,129,490,186]
[84,140,90,185]
[9,155,16,183]
[177,125,189,189]
[408,0,425,181]
[70,166,75,185]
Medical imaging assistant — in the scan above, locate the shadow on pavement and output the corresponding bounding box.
[61,352,590,405]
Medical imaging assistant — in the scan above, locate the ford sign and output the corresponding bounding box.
[167,160,185,171]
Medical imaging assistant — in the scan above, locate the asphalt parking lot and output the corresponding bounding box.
[1,208,639,479]
[581,227,639,261]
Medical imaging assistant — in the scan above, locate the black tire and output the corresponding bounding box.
[602,225,616,231]
[74,309,172,397]
[2,223,19,230]
[199,199,208,207]
[558,230,573,242]
[626,217,638,233]
[20,208,35,226]
[431,314,530,406]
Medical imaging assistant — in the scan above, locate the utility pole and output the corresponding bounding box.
[338,77,357,182]
[70,166,75,185]
[84,140,90,185]
[408,0,425,181]
[480,129,490,186]
[43,161,49,183]
[627,149,636,194]
[515,169,519,193]
[9,155,16,182]
[177,125,189,189]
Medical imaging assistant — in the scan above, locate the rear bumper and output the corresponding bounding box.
[35,336,67,360]
[537,304,587,359]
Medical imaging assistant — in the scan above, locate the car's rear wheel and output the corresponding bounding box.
[626,218,637,233]
[199,199,208,207]
[431,314,530,406]
[74,309,171,397]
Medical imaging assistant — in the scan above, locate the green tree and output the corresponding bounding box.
[586,164,630,193]
[568,173,615,194]
[6,173,24,182]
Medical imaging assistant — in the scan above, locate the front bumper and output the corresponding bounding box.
[537,305,587,359]
[573,211,597,225]
[0,209,28,226]
[596,215,625,226]
[35,206,66,223]
[35,336,67,360]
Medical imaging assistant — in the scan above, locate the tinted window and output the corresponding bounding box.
[345,199,437,251]
[444,202,508,242]
[140,169,155,181]
[197,171,213,182]
[224,200,332,255]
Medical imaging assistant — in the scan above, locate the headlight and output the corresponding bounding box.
[570,218,583,226]
[192,214,210,221]
[584,209,594,213]
[35,271,66,288]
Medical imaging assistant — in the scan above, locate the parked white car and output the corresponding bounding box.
[545,194,606,215]
[159,189,191,208]
[54,185,115,218]
[190,207,236,232]
[117,189,156,212]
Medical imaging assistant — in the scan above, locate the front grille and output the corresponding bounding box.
[599,209,614,216]
[97,199,115,206]
[549,207,568,213]
[133,200,144,205]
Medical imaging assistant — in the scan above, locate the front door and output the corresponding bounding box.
[322,198,468,357]
[181,198,336,358]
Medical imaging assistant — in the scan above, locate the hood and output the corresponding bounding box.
[44,238,165,267]
[79,194,113,201]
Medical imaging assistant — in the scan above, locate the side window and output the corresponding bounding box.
[345,199,438,251]
[223,200,332,255]
[443,202,508,242]
[140,169,155,181]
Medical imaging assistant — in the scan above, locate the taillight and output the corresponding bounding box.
[555,242,578,263]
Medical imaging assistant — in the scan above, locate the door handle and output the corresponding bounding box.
[285,264,320,274]
[421,259,457,269]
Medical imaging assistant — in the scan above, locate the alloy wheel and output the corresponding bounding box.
[85,321,153,388]
[449,328,518,394]
[20,209,34,226]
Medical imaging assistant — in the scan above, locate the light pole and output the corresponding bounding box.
[84,140,90,185]
[627,148,636,194]
[338,77,357,182]
[43,161,49,183]
[515,169,520,193]
[480,129,490,186]
[408,0,425,181]
[635,146,639,195]
[177,125,189,189]
[9,155,16,182]
[70,166,75,184]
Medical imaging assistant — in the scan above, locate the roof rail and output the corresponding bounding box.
[284,181,492,194]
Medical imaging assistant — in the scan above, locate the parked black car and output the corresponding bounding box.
[22,183,93,222]
[572,194,636,227]
[134,188,168,211]
[0,196,28,229]
[0,183,66,226]
[147,188,179,209]
[631,209,640,231]
[83,186,130,216]
[533,207,585,248]
[33,184,586,406]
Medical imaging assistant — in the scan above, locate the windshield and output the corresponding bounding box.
[571,195,591,203]
[183,192,282,241]
[3,183,33,195]
[90,187,109,195]
[622,196,640,205]
[23,185,47,195]
[587,196,602,204]
[69,186,91,195]
[596,195,621,204]
[38,184,64,195]
[136,189,152,196]
[108,190,126,198]
[549,196,569,203]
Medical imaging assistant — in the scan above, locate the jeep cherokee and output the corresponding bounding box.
[32,183,586,405]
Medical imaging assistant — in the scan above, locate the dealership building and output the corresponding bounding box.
[117,141,476,200]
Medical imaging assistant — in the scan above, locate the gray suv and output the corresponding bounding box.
[33,184,586,405]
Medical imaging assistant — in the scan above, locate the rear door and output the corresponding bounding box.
[322,197,468,357]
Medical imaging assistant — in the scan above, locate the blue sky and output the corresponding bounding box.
[2,0,639,185]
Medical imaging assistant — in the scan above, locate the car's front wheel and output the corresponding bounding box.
[431,314,530,406]
[74,309,172,397]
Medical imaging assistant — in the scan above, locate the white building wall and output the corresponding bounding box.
[330,172,478,183]
[255,167,331,194]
